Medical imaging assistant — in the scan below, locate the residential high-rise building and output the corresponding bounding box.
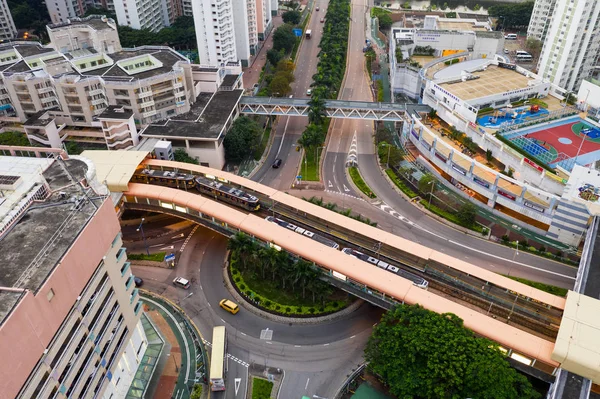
[113,0,171,31]
[527,0,557,42]
[0,153,146,399]
[532,0,600,92]
[193,0,238,66]
[0,0,17,40]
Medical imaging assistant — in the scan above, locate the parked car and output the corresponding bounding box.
[134,277,143,287]
[173,277,191,289]
[306,88,312,95]
[316,6,319,11]
[272,158,282,168]
[504,48,509,54]
[320,17,324,23]
[219,299,240,314]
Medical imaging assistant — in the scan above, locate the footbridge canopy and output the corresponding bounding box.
[238,97,431,121]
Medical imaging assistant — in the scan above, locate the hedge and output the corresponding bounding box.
[127,252,166,262]
[504,275,568,297]
[494,133,556,174]
[230,267,348,317]
[386,168,418,198]
[349,166,376,198]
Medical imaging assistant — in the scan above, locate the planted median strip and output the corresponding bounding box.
[127,252,166,262]
[349,166,377,199]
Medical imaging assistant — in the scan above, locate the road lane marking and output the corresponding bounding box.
[240,332,247,336]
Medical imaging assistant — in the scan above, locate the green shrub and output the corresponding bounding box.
[286,307,291,313]
[245,290,252,296]
[349,166,376,198]
[235,276,241,282]
[265,300,272,307]
[239,284,246,291]
[309,307,315,313]
[275,305,281,310]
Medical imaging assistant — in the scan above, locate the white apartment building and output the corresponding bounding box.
[527,0,557,41]
[0,0,16,40]
[193,0,238,66]
[0,17,198,151]
[113,0,170,31]
[0,154,147,399]
[534,0,600,92]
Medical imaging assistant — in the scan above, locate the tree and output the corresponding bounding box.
[462,136,475,152]
[378,142,403,168]
[190,384,203,399]
[457,202,477,227]
[0,131,31,146]
[375,125,394,145]
[173,148,199,164]
[84,6,117,21]
[298,123,326,150]
[266,48,284,67]
[65,141,82,155]
[273,24,297,54]
[307,95,326,125]
[486,149,493,162]
[223,116,262,163]
[525,37,542,60]
[378,13,393,30]
[488,2,535,30]
[418,173,436,196]
[268,74,292,96]
[365,305,541,399]
[282,10,301,25]
[292,259,317,298]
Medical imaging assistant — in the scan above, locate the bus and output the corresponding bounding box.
[305,29,312,39]
[516,54,533,62]
[210,326,227,391]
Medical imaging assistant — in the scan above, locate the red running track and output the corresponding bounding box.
[525,121,600,158]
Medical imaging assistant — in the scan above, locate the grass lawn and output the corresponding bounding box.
[127,252,166,262]
[252,377,273,399]
[301,147,322,181]
[349,167,376,198]
[254,127,272,160]
[504,275,568,297]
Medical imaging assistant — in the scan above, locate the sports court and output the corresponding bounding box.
[504,116,600,169]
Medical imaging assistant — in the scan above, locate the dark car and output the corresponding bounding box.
[134,277,143,287]
[272,158,282,168]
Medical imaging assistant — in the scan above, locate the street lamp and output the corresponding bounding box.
[512,240,519,261]
[316,146,326,168]
[427,180,435,209]
[136,217,150,256]
[498,16,505,32]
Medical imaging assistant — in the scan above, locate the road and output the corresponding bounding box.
[251,0,328,189]
[122,217,194,255]
[131,225,381,399]
[321,0,371,198]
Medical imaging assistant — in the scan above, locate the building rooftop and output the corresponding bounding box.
[436,20,489,31]
[47,15,117,31]
[563,165,600,216]
[142,90,243,140]
[99,105,133,120]
[221,74,240,88]
[437,64,533,101]
[0,158,102,302]
[0,290,24,324]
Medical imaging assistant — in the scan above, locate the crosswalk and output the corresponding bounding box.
[202,338,249,367]
[373,200,415,226]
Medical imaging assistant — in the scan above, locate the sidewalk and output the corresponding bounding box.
[243,15,284,89]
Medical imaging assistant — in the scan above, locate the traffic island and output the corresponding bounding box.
[222,248,364,324]
[247,365,284,399]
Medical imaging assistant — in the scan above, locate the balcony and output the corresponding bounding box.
[137,90,153,99]
[37,86,55,94]
[172,82,183,89]
[90,98,107,106]
[142,110,157,118]
[89,88,104,96]
[41,95,58,104]
[138,99,155,108]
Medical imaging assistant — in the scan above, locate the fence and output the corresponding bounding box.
[333,363,367,399]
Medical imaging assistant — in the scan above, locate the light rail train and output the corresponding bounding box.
[265,216,340,249]
[132,168,260,211]
[342,248,429,289]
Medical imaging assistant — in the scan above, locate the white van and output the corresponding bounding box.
[505,33,517,40]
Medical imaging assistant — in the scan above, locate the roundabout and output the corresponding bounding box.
[129,219,383,398]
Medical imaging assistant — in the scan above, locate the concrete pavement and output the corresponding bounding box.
[243,15,284,90]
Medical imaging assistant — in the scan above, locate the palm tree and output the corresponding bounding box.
[259,245,279,280]
[227,232,255,271]
[292,260,317,298]
[279,253,293,289]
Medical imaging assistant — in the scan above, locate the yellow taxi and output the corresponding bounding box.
[219,299,240,314]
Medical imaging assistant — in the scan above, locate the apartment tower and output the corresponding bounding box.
[532,0,600,91]
[0,153,146,399]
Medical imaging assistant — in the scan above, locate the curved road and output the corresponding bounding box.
[132,225,381,399]
[249,0,576,288]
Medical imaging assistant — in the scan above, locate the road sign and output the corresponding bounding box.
[297,175,303,179]
[164,253,176,262]
[293,28,303,37]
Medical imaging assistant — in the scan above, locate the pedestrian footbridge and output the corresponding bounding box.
[238,97,430,121]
